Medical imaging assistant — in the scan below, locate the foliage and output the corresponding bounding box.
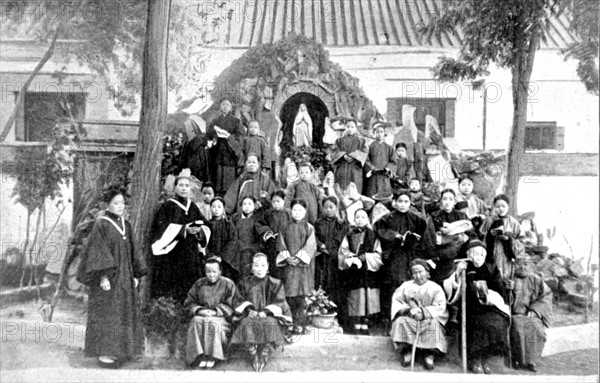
[141,297,187,339]
[211,34,377,126]
[422,0,566,81]
[1,1,230,116]
[304,287,338,316]
[563,0,599,94]
[9,123,76,213]
[0,260,46,287]
[286,146,333,174]
[161,132,185,180]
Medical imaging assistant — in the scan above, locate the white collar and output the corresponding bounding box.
[100,215,126,239]
[169,198,191,215]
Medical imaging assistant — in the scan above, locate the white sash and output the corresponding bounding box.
[168,198,192,215]
[100,215,126,240]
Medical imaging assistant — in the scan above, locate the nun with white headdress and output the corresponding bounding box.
[292,103,313,147]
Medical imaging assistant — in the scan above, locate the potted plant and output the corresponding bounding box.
[304,287,338,329]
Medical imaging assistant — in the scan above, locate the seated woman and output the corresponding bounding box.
[184,258,236,369]
[455,240,509,374]
[230,253,292,372]
[390,259,449,370]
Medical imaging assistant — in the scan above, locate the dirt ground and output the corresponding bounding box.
[0,295,598,376]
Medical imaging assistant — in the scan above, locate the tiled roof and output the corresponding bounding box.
[204,0,577,49]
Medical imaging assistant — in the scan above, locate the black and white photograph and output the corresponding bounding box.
[0,0,598,381]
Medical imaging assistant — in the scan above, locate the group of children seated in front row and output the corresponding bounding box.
[181,167,541,372]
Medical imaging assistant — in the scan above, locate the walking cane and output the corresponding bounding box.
[506,262,515,369]
[409,297,422,372]
[461,269,467,373]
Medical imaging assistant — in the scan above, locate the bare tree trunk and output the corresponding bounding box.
[20,212,32,291]
[0,22,63,142]
[505,27,540,216]
[28,206,44,292]
[130,0,172,306]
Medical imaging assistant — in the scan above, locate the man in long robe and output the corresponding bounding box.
[224,154,275,215]
[509,257,553,372]
[206,97,246,195]
[151,177,208,303]
[332,120,367,194]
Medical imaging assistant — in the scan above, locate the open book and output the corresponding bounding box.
[213,125,231,139]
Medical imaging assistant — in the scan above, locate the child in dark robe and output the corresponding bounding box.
[456,175,488,218]
[430,188,476,286]
[243,120,270,172]
[408,178,425,216]
[197,182,215,221]
[393,143,415,190]
[206,197,238,281]
[285,162,322,224]
[338,209,383,335]
[260,190,292,278]
[232,195,270,281]
[276,198,317,334]
[331,119,368,194]
[364,124,396,198]
[374,190,431,316]
[314,196,349,320]
[231,253,292,372]
[480,194,526,281]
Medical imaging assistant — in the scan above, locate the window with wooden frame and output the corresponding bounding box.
[525,122,564,151]
[385,97,456,137]
[15,91,86,142]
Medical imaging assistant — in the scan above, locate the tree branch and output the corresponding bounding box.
[0,21,63,142]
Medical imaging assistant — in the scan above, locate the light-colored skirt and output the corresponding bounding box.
[390,316,447,353]
[347,288,380,317]
[185,316,232,364]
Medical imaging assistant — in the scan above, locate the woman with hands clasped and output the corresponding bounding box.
[77,186,148,368]
[184,258,236,369]
[389,259,448,371]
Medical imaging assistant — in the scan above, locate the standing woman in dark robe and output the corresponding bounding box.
[331,119,368,194]
[206,97,246,195]
[276,198,317,334]
[374,190,432,316]
[232,195,271,281]
[76,186,148,368]
[205,197,238,281]
[231,253,292,372]
[151,176,208,303]
[259,190,292,279]
[314,196,349,316]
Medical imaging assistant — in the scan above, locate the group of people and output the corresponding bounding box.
[74,102,553,374]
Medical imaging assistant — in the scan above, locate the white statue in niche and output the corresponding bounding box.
[292,103,313,147]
